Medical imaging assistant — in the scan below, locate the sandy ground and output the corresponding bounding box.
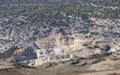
[0,65,24,75]
[79,70,120,75]
[0,71,24,75]
[0,65,14,70]
[0,66,120,75]
[0,59,120,75]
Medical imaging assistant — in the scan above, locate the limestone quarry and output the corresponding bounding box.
[0,28,120,66]
[0,1,120,74]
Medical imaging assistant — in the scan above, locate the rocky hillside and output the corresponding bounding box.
[0,0,120,66]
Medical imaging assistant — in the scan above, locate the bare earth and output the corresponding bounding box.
[79,70,120,75]
[0,66,120,75]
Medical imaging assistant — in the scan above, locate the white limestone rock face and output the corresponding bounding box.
[15,33,120,67]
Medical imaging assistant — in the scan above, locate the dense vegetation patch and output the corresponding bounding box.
[0,0,119,20]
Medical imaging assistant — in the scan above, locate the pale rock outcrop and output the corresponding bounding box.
[15,33,119,66]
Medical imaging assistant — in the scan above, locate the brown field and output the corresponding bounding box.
[0,60,120,75]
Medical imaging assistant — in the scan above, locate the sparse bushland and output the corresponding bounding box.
[90,53,111,63]
[0,0,119,19]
